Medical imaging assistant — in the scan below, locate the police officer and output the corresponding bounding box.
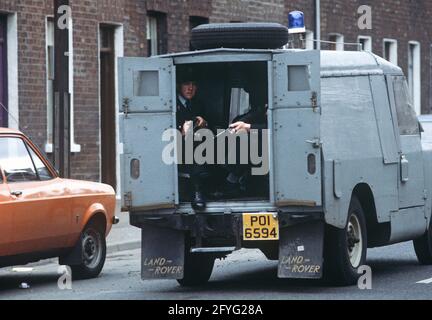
[177,71,209,210]
[221,89,268,198]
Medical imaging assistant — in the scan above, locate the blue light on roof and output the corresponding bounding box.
[288,11,306,34]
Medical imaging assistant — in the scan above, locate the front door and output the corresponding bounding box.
[0,136,70,255]
[271,51,322,207]
[0,168,12,256]
[0,16,7,127]
[387,76,425,209]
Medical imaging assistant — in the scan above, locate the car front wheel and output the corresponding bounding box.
[70,223,107,280]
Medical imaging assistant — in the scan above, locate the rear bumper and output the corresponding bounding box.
[130,209,324,249]
[133,210,326,280]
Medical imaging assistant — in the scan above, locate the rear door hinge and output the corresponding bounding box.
[123,97,131,118]
[124,191,132,209]
[311,91,318,112]
[306,138,323,149]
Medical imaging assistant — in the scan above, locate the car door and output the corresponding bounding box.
[0,165,12,257]
[0,136,70,255]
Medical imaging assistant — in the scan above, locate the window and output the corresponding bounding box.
[328,34,344,51]
[229,88,250,124]
[383,39,398,65]
[45,17,81,153]
[358,36,372,52]
[393,77,419,136]
[288,66,311,91]
[189,16,209,50]
[408,41,421,115]
[305,30,314,50]
[134,71,159,96]
[46,18,54,146]
[0,16,7,128]
[146,12,167,56]
[27,145,53,181]
[0,138,38,183]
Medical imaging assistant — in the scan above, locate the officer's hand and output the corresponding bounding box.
[195,116,208,128]
[230,121,251,134]
[182,121,194,136]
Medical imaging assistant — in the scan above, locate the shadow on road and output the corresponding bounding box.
[161,256,425,295]
[0,273,59,292]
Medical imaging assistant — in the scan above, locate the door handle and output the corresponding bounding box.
[401,154,409,183]
[11,191,23,197]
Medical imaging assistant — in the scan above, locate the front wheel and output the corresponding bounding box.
[413,220,432,265]
[324,196,367,286]
[70,223,107,280]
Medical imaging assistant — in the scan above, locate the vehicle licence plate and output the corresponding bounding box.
[243,213,279,241]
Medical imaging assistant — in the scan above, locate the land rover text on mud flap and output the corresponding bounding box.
[119,23,432,286]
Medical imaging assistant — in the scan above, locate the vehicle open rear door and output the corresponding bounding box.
[271,50,322,207]
[119,57,177,212]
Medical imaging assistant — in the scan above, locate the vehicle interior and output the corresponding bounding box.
[176,61,270,203]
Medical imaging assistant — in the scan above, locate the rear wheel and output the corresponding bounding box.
[70,223,106,280]
[324,196,367,286]
[177,252,215,287]
[413,220,432,265]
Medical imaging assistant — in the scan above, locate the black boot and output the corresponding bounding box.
[192,184,206,211]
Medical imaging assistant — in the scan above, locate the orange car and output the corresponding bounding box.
[0,128,118,279]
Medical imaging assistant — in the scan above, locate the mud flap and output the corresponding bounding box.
[278,220,324,279]
[141,225,185,280]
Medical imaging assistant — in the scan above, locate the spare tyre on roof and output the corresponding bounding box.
[191,23,289,50]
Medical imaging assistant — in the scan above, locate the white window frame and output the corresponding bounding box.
[383,38,398,66]
[6,13,18,129]
[146,15,158,56]
[45,18,54,149]
[328,33,344,51]
[45,16,81,153]
[305,30,315,50]
[408,41,421,115]
[358,35,372,52]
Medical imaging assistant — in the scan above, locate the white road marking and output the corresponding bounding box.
[416,277,432,284]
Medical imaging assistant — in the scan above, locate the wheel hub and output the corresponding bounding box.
[82,229,102,268]
[347,214,363,268]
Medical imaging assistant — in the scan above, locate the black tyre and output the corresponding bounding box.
[191,23,289,50]
[324,196,367,286]
[177,252,215,287]
[70,222,107,280]
[413,220,432,265]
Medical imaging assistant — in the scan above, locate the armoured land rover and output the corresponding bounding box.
[119,23,432,286]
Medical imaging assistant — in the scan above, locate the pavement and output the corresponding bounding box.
[106,212,141,254]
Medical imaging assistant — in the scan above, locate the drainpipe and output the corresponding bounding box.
[53,0,71,178]
[315,0,321,50]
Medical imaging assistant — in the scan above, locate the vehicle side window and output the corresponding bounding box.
[0,137,39,183]
[27,145,54,181]
[393,77,419,136]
